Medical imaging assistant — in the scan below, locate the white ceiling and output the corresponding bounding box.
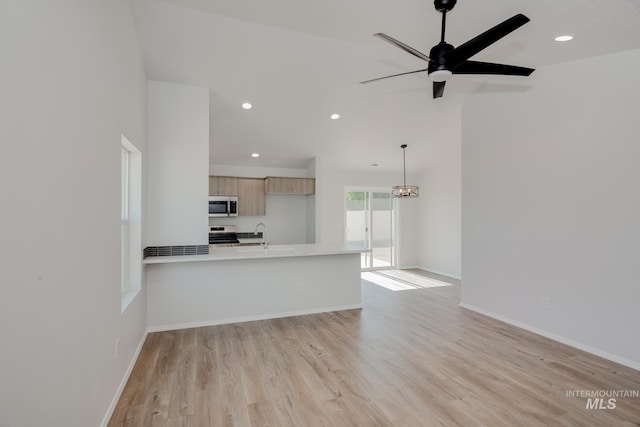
[131,0,640,174]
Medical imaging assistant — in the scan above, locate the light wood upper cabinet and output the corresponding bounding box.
[265,177,315,195]
[209,175,313,216]
[209,176,238,196]
[238,178,265,216]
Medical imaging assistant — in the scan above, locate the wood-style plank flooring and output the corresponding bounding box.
[109,270,640,426]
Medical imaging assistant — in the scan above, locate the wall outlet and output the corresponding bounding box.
[115,338,120,359]
[541,297,550,309]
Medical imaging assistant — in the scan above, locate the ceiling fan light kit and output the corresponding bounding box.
[392,144,419,198]
[362,0,535,98]
[429,69,452,82]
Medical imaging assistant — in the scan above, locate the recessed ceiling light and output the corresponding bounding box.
[251,153,260,158]
[330,113,340,120]
[242,102,253,110]
[554,35,573,42]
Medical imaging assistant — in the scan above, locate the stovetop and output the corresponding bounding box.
[209,225,239,244]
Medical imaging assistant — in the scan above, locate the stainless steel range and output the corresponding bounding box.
[208,225,239,247]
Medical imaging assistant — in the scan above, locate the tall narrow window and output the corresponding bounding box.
[121,147,130,293]
[121,135,142,312]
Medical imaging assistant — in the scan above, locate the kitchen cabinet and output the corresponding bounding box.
[265,177,315,195]
[238,178,265,216]
[209,176,238,196]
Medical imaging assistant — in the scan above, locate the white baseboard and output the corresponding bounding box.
[395,265,421,270]
[399,266,462,281]
[422,267,461,280]
[147,304,363,333]
[99,330,149,427]
[459,302,640,372]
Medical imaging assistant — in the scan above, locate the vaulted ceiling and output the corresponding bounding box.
[131,0,640,174]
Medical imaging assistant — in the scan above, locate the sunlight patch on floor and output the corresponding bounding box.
[361,270,452,291]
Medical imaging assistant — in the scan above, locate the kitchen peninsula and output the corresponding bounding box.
[144,244,367,331]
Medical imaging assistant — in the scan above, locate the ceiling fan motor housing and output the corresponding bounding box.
[428,42,454,74]
[434,0,457,12]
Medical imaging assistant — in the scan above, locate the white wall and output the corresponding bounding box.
[211,163,309,178]
[461,49,640,369]
[147,81,209,246]
[396,193,421,269]
[147,254,361,330]
[418,149,462,278]
[0,1,147,426]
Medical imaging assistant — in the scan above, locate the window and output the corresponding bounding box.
[121,147,129,292]
[121,135,142,311]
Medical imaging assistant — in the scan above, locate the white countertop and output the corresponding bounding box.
[143,243,369,264]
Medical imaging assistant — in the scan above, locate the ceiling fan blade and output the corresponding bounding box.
[373,33,431,63]
[360,68,428,84]
[433,81,446,99]
[454,60,534,76]
[443,14,530,67]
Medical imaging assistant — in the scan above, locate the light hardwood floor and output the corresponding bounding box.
[109,270,640,426]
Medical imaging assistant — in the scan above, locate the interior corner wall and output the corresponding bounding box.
[147,81,209,246]
[461,49,640,369]
[418,150,461,279]
[0,1,148,426]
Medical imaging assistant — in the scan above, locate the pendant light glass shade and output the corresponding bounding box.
[392,144,419,198]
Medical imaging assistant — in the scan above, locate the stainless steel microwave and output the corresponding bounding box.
[208,196,238,217]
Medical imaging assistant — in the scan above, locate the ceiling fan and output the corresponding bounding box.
[361,0,535,98]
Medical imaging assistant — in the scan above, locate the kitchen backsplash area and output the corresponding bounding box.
[208,194,312,245]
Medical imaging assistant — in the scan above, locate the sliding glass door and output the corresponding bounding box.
[345,188,395,270]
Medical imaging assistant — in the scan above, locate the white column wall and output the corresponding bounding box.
[147,81,209,246]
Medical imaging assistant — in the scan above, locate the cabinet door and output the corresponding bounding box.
[265,177,315,195]
[265,177,289,193]
[238,178,265,216]
[209,176,238,196]
[300,178,315,195]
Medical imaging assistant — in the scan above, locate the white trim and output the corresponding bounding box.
[147,304,363,333]
[459,302,640,372]
[398,266,462,281]
[412,266,461,280]
[120,288,140,314]
[99,330,149,427]
[120,135,142,313]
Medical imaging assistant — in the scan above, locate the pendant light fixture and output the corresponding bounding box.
[392,144,419,198]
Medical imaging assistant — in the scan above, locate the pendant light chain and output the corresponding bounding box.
[402,144,407,187]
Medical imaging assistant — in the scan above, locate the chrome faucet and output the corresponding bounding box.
[255,222,267,249]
